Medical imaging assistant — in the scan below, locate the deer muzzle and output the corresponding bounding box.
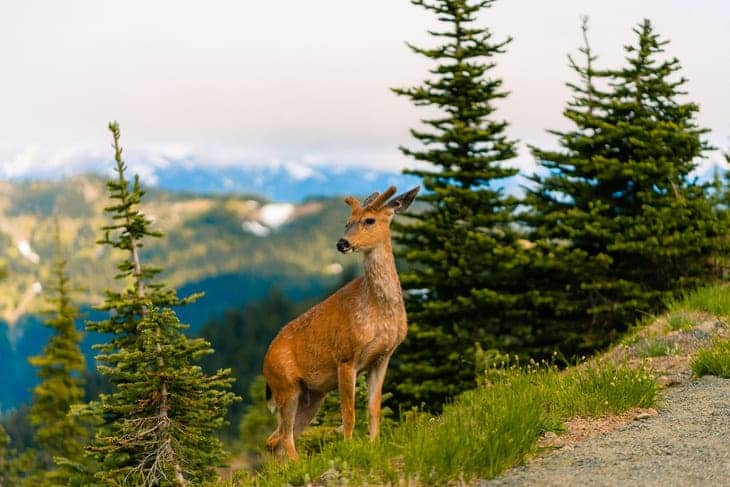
[336,238,353,253]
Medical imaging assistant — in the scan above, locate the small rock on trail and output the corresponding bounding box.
[484,376,730,487]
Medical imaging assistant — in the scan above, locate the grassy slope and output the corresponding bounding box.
[224,284,729,486]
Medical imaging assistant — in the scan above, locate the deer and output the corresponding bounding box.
[262,185,419,460]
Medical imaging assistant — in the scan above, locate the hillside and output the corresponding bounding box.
[489,288,730,486]
[0,175,356,320]
[229,285,729,486]
[0,175,364,410]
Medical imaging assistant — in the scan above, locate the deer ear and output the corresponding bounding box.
[385,186,420,214]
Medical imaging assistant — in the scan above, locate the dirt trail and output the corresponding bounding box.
[482,312,730,487]
[485,376,730,487]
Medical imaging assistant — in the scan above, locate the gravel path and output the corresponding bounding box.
[485,376,730,487]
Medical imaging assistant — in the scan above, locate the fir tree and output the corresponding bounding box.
[0,425,9,486]
[0,425,39,487]
[389,0,523,412]
[723,152,730,207]
[527,19,724,354]
[28,223,88,483]
[85,122,238,486]
[238,376,276,456]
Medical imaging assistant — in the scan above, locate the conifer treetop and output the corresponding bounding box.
[89,122,200,338]
[388,0,524,412]
[28,221,88,481]
[393,0,518,190]
[85,123,238,486]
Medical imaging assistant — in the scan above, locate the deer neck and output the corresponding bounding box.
[362,241,401,307]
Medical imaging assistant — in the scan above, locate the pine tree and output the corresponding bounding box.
[0,425,39,487]
[238,376,276,456]
[527,19,724,354]
[718,152,730,278]
[0,425,10,487]
[523,17,619,354]
[85,122,238,486]
[722,152,730,210]
[389,0,524,412]
[28,223,88,483]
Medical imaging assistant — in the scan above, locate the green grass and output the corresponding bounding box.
[691,337,730,378]
[232,360,658,486]
[665,311,697,332]
[668,284,730,317]
[639,339,681,358]
[223,284,724,485]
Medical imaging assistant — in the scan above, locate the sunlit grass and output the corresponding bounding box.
[639,339,681,358]
[230,360,658,486]
[691,337,730,378]
[665,311,697,332]
[668,284,730,317]
[225,284,730,485]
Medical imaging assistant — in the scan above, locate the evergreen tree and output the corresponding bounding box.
[0,425,10,486]
[0,424,39,487]
[199,288,298,439]
[717,152,730,278]
[237,376,276,457]
[389,0,523,412]
[28,223,88,483]
[85,122,238,486]
[723,152,730,207]
[527,19,724,354]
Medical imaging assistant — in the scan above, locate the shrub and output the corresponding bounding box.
[691,338,730,378]
[665,312,697,332]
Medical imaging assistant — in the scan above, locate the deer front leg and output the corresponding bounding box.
[338,361,357,440]
[366,354,391,440]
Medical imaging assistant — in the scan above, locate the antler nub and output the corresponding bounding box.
[366,186,397,210]
[343,196,361,209]
[362,192,380,207]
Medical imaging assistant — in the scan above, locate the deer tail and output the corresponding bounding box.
[265,382,276,413]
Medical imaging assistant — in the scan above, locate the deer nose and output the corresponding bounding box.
[336,239,351,253]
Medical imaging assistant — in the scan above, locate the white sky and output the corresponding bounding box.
[0,0,728,177]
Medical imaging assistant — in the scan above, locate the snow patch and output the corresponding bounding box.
[406,288,429,299]
[17,240,40,264]
[284,162,317,181]
[259,203,295,228]
[242,221,271,237]
[323,263,343,275]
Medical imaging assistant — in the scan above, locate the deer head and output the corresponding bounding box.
[336,186,419,254]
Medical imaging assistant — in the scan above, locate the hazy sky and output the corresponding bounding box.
[0,0,728,178]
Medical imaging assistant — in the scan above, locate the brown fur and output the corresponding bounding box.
[262,186,418,460]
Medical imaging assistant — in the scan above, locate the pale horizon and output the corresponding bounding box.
[1,0,728,182]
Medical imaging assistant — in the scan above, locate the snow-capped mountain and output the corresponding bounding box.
[148,163,424,202]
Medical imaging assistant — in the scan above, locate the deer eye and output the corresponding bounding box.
[364,218,376,226]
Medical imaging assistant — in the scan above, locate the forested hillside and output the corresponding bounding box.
[0,177,361,410]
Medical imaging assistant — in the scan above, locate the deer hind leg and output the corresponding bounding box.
[338,361,357,440]
[266,386,300,460]
[293,388,325,438]
[366,354,391,440]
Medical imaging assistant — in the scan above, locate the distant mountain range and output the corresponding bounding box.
[150,163,425,202]
[4,158,427,203]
